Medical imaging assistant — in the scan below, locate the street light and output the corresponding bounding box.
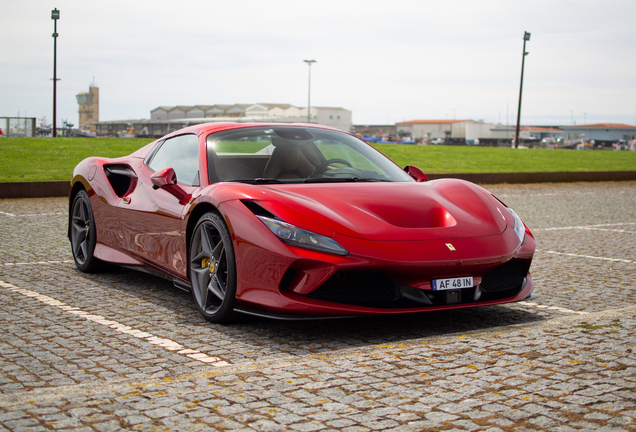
[514,31,530,149]
[303,59,316,123]
[51,8,60,137]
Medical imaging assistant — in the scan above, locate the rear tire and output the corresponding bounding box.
[189,212,239,324]
[70,190,102,272]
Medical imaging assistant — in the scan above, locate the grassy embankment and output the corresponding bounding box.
[1,137,635,183]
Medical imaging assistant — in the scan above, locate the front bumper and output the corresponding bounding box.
[220,199,537,317]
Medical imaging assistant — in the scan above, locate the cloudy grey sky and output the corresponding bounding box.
[2,0,635,127]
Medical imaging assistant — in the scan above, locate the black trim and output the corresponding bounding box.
[173,279,191,292]
[143,139,164,169]
[233,306,353,321]
[518,292,539,302]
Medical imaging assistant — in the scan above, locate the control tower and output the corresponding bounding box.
[76,81,99,132]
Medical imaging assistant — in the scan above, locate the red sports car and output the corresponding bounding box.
[69,123,536,323]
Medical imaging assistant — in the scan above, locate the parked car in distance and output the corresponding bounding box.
[613,140,628,151]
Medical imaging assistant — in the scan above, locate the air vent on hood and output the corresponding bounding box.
[241,200,276,219]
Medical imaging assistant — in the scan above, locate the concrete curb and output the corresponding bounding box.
[1,171,635,199]
[0,181,70,199]
[426,170,636,184]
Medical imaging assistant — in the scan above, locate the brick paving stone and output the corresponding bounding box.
[424,411,460,422]
[1,184,636,431]
[288,421,326,431]
[249,419,287,431]
[325,418,356,428]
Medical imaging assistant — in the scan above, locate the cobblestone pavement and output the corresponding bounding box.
[0,181,635,431]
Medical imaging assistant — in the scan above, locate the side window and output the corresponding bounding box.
[147,134,200,186]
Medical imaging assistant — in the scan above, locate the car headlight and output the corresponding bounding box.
[257,216,349,256]
[508,208,526,244]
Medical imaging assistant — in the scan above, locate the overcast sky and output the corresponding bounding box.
[2,0,635,128]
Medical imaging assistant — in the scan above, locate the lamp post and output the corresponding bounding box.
[514,31,530,149]
[506,103,509,141]
[303,59,316,123]
[51,8,60,137]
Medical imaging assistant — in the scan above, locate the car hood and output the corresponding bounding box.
[253,180,508,241]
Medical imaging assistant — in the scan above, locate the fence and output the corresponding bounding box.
[0,117,36,137]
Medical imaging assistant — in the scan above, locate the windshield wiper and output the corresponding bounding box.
[303,177,391,183]
[226,178,285,184]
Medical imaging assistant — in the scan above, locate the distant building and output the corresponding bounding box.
[561,123,636,145]
[76,84,99,132]
[148,103,352,130]
[93,103,352,138]
[149,106,171,120]
[489,126,564,141]
[312,107,351,132]
[396,120,508,142]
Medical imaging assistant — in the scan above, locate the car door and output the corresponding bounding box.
[117,133,200,278]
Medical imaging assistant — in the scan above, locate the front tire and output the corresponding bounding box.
[189,212,239,323]
[70,190,102,272]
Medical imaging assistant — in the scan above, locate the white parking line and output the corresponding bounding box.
[20,212,67,217]
[497,192,596,198]
[0,212,66,217]
[518,301,589,315]
[1,260,73,267]
[0,279,229,367]
[574,228,636,234]
[537,249,634,264]
[535,222,636,231]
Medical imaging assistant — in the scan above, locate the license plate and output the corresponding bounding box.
[432,276,473,291]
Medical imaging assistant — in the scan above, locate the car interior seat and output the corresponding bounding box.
[263,138,323,179]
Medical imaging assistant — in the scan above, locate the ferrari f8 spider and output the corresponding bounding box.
[69,123,536,323]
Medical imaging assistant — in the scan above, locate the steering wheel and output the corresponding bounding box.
[310,159,352,177]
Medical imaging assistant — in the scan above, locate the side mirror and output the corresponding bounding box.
[150,167,177,189]
[150,167,190,204]
[404,165,428,182]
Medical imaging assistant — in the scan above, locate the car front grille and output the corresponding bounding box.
[480,259,527,293]
[305,272,400,307]
[299,259,529,308]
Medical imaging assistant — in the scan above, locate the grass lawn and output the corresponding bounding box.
[373,143,636,174]
[0,137,154,182]
[1,137,635,182]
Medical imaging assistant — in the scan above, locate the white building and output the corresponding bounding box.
[313,107,352,132]
[150,106,171,120]
[396,120,506,141]
[149,103,352,131]
[246,104,298,118]
[561,123,636,143]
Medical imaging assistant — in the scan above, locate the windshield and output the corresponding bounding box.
[206,126,414,184]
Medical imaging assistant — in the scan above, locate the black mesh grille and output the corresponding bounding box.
[301,261,529,308]
[480,260,526,293]
[306,272,400,306]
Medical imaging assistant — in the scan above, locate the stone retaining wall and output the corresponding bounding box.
[1,171,635,199]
